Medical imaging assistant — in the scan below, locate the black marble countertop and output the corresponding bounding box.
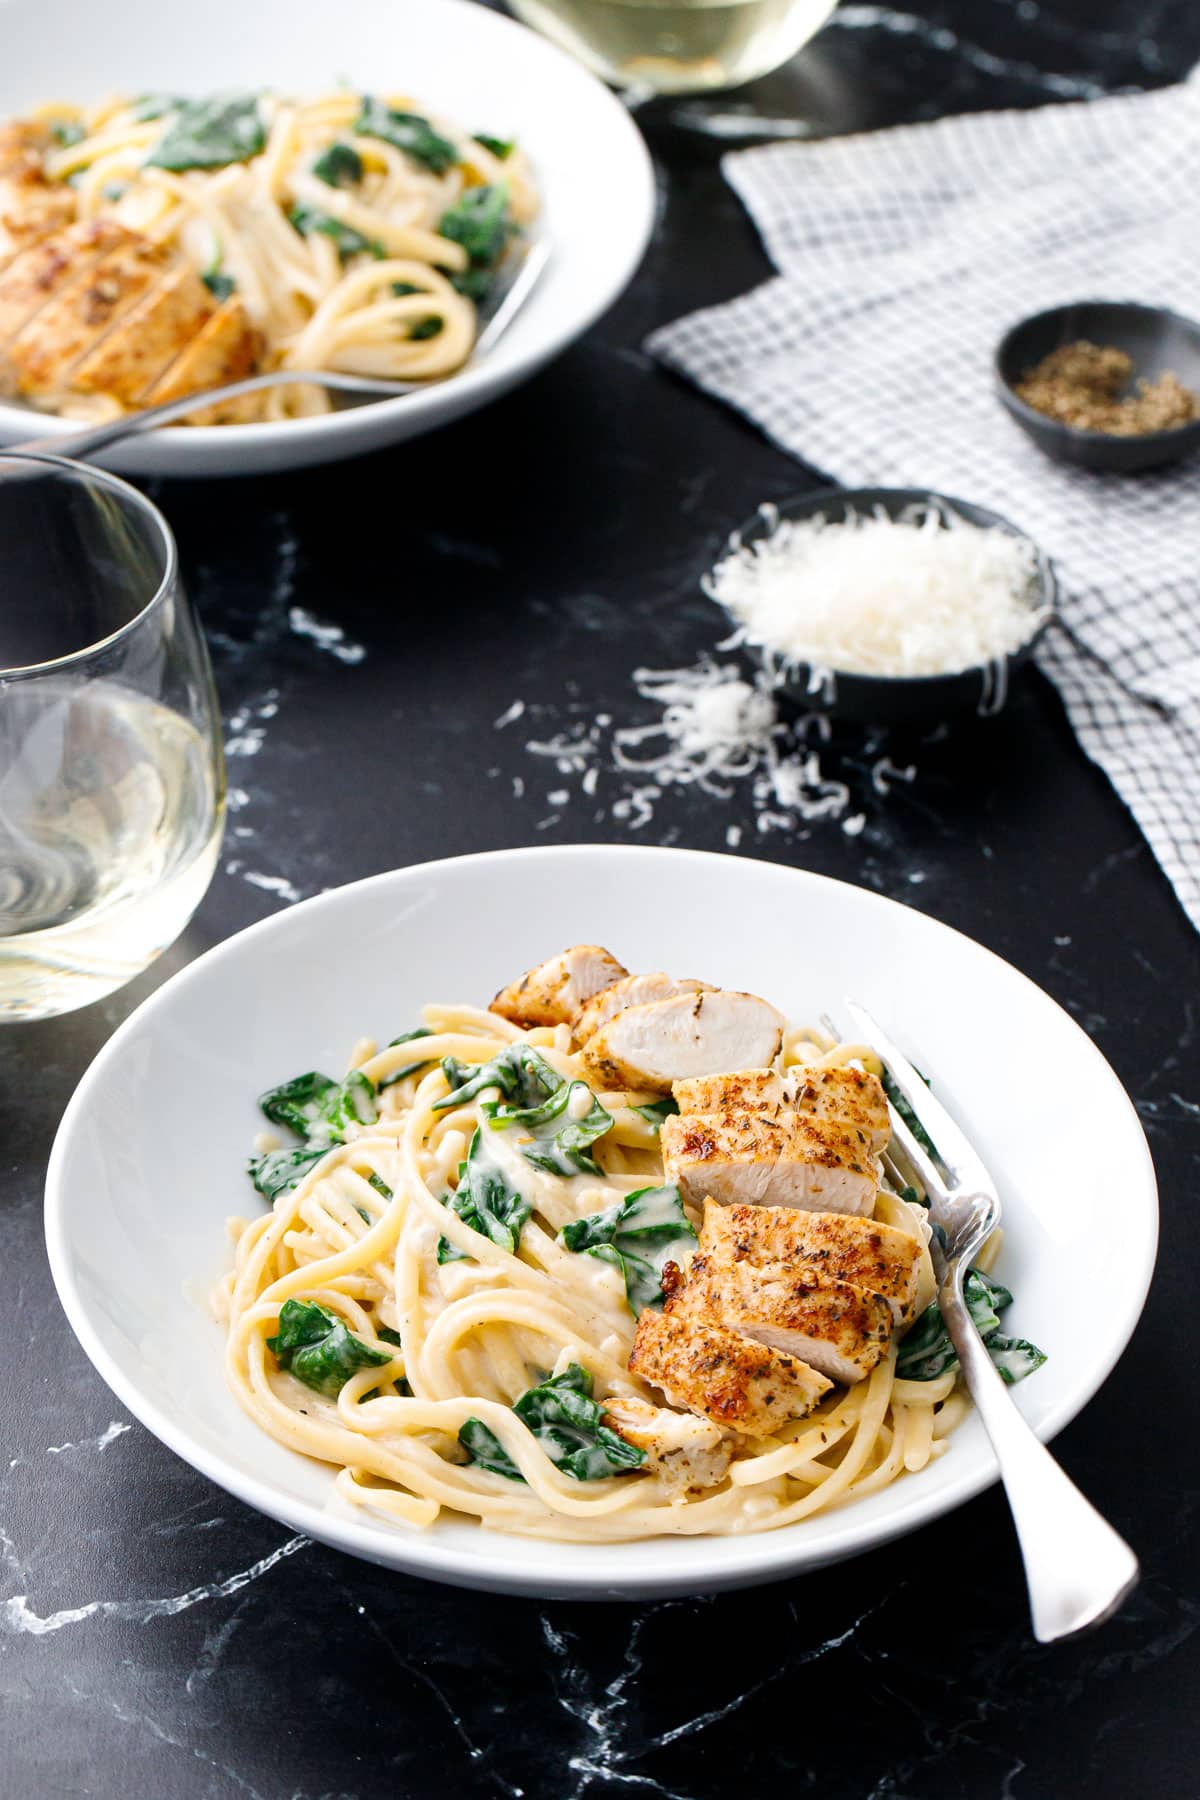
[4,4,1200,1795]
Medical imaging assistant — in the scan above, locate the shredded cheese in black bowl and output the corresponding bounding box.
[704,486,1057,728]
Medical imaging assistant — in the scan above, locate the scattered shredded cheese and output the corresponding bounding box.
[520,659,898,837]
[705,503,1049,678]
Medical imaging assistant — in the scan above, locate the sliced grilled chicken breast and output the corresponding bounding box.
[69,258,218,406]
[574,972,712,1046]
[140,294,263,424]
[582,990,787,1096]
[0,219,132,366]
[603,1396,732,1497]
[6,233,173,397]
[661,1110,878,1215]
[699,1201,921,1327]
[0,126,76,271]
[629,1307,832,1438]
[491,945,628,1030]
[672,1252,892,1384]
[674,1064,890,1155]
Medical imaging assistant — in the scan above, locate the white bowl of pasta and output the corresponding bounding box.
[0,0,654,475]
[45,845,1157,1597]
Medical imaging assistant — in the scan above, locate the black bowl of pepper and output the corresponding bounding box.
[995,300,1200,473]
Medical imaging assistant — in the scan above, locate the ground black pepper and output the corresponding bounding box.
[1015,339,1199,435]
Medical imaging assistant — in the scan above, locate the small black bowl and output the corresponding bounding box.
[995,300,1200,474]
[714,487,1056,729]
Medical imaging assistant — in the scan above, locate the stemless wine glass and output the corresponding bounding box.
[0,453,224,1021]
[508,0,836,94]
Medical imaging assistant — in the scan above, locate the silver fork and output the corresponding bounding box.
[843,998,1139,1643]
[11,239,551,463]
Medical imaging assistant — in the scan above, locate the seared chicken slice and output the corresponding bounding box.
[671,1252,892,1384]
[0,219,132,362]
[674,1065,890,1155]
[491,945,628,1030]
[662,1110,878,1216]
[583,990,787,1096]
[629,1307,832,1438]
[574,972,712,1047]
[603,1396,732,1497]
[5,233,173,397]
[699,1201,921,1327]
[0,126,76,271]
[140,294,263,424]
[69,259,218,406]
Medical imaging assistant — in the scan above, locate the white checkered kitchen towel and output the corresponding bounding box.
[649,70,1200,929]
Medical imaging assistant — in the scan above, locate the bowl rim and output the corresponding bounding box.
[993,298,1200,447]
[0,0,656,462]
[42,844,1159,1597]
[713,485,1058,692]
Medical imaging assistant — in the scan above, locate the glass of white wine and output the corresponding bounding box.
[0,453,224,1021]
[508,0,836,93]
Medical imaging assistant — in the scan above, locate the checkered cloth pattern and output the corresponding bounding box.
[649,72,1200,929]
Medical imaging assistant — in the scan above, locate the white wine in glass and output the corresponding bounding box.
[509,0,836,93]
[0,454,224,1021]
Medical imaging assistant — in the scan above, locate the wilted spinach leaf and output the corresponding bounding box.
[561,1183,695,1314]
[435,1127,532,1261]
[483,1076,612,1178]
[146,93,265,171]
[898,1269,1046,1384]
[378,1027,435,1089]
[438,183,514,303]
[268,1299,392,1397]
[354,97,456,173]
[460,1364,645,1484]
[247,1143,328,1202]
[288,203,380,261]
[312,141,363,187]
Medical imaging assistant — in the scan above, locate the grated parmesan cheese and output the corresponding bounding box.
[705,503,1049,678]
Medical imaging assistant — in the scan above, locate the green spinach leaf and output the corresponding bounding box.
[435,1043,559,1113]
[353,97,457,174]
[131,93,183,123]
[378,1027,435,1089]
[435,1126,532,1260]
[473,133,514,160]
[202,266,235,301]
[146,93,265,171]
[898,1269,1046,1384]
[438,184,514,304]
[459,1417,522,1479]
[882,1066,938,1159]
[631,1096,679,1132]
[312,141,363,187]
[247,1143,328,1202]
[288,203,380,261]
[561,1183,696,1314]
[258,1068,378,1144]
[268,1298,391,1397]
[460,1364,646,1484]
[483,1077,613,1178]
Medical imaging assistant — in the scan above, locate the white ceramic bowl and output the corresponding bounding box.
[0,0,654,476]
[45,846,1157,1598]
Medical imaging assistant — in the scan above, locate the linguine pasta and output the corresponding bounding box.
[215,1005,986,1542]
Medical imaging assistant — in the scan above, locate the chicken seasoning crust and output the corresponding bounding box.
[0,92,538,425]
[215,944,1046,1540]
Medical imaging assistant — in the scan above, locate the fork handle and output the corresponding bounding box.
[942,1275,1139,1643]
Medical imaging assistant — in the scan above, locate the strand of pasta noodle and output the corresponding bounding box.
[220,1009,965,1541]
